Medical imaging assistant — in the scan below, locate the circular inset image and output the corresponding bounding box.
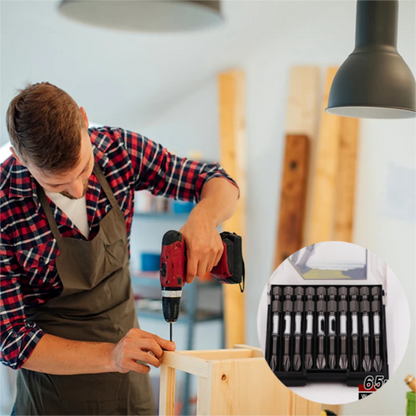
[257,241,410,405]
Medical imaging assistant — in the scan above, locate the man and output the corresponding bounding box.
[0,82,239,415]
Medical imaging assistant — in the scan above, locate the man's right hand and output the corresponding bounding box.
[110,328,176,373]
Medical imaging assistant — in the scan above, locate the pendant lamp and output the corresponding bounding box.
[58,0,223,32]
[326,0,416,119]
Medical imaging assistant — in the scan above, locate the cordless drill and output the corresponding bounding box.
[160,230,245,341]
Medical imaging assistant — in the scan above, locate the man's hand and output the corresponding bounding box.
[180,208,224,284]
[179,177,239,283]
[110,328,176,374]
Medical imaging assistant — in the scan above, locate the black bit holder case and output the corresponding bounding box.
[265,284,389,387]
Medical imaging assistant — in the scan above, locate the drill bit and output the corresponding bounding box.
[350,287,359,371]
[338,287,348,370]
[361,288,372,372]
[327,287,337,369]
[372,287,383,372]
[305,287,315,370]
[316,287,326,370]
[170,323,173,342]
[293,287,304,371]
[270,287,282,372]
[283,287,293,372]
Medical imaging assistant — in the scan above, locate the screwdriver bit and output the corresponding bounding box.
[283,292,293,372]
[270,287,282,372]
[338,287,348,370]
[372,294,383,372]
[360,286,370,301]
[316,287,326,370]
[305,287,315,370]
[327,287,337,369]
[293,287,304,371]
[361,297,372,372]
[350,287,359,371]
[372,286,381,301]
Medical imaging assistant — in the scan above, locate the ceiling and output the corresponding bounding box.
[0,0,375,144]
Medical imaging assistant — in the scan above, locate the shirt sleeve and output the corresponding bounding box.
[0,231,45,370]
[119,129,239,202]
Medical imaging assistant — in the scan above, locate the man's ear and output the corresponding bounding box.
[10,147,26,167]
[80,107,89,128]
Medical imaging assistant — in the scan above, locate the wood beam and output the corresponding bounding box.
[218,69,246,348]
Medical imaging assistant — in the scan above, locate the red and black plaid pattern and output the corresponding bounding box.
[0,126,237,369]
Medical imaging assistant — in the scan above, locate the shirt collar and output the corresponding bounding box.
[8,127,112,202]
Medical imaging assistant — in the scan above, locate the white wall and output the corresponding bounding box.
[141,1,416,415]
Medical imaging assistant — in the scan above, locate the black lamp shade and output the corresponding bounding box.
[59,0,223,32]
[326,0,416,119]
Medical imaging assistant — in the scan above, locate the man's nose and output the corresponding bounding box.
[68,180,84,199]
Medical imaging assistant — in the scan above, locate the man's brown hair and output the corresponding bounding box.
[6,82,86,174]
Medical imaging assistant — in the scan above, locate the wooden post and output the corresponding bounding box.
[275,67,320,269]
[305,67,341,245]
[304,67,360,246]
[159,365,176,416]
[334,117,360,242]
[218,70,246,348]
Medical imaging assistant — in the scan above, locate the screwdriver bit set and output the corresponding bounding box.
[265,284,389,387]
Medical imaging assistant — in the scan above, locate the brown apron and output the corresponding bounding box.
[15,163,155,415]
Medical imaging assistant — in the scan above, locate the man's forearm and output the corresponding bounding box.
[21,333,115,375]
[193,178,239,226]
[20,328,174,375]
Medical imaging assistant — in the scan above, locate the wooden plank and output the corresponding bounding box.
[285,66,320,138]
[234,344,264,358]
[175,348,254,360]
[218,69,246,348]
[334,117,359,242]
[322,404,343,415]
[161,351,209,378]
[288,390,322,416]
[305,67,341,245]
[197,371,213,416]
[274,134,309,268]
[208,357,321,415]
[159,364,176,416]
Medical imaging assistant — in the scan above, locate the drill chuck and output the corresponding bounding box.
[162,289,182,323]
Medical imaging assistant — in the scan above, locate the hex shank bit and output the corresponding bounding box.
[293,287,304,371]
[350,287,359,371]
[361,297,372,372]
[327,287,337,369]
[283,298,293,371]
[305,287,315,370]
[270,287,282,372]
[316,287,326,370]
[371,287,382,371]
[338,287,348,370]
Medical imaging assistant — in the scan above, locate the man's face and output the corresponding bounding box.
[27,129,94,200]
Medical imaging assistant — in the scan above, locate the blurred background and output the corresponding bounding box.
[1,1,415,415]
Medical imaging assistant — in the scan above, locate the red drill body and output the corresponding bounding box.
[160,231,186,324]
[160,230,244,328]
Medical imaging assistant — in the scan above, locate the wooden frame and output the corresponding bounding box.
[159,345,321,416]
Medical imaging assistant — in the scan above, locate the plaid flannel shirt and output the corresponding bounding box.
[0,126,237,369]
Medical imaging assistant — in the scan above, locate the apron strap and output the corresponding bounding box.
[36,184,63,243]
[93,162,120,210]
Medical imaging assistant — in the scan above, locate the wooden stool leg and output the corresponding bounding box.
[160,365,176,416]
[197,376,212,416]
